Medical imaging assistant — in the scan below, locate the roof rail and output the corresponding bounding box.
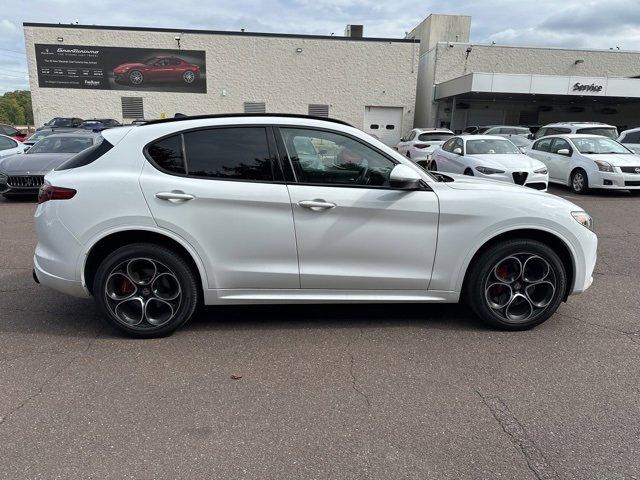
[142,113,353,127]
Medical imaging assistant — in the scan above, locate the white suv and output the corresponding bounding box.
[34,114,597,337]
[533,122,618,140]
[396,128,453,166]
[618,127,640,154]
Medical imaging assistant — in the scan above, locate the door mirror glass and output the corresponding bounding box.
[557,148,571,156]
[453,147,462,155]
[389,164,421,189]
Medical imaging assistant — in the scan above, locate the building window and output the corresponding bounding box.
[243,102,266,114]
[308,104,329,117]
[121,97,144,119]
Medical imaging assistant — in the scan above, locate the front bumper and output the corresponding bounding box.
[474,170,549,191]
[590,170,640,189]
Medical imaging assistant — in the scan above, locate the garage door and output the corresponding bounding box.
[364,106,403,146]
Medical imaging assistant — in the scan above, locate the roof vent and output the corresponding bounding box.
[344,25,363,38]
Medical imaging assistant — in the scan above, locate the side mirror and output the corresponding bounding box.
[389,164,422,189]
[453,147,463,155]
[557,148,571,156]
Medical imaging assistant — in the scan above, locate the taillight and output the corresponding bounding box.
[414,143,431,149]
[38,182,77,204]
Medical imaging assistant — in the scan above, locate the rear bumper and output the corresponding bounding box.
[33,255,90,298]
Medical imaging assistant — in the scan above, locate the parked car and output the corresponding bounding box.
[483,126,531,137]
[24,127,84,147]
[80,119,121,131]
[532,122,618,140]
[617,127,640,154]
[527,134,640,195]
[113,56,200,86]
[0,134,26,159]
[396,128,454,167]
[498,134,532,153]
[37,117,84,131]
[0,123,27,142]
[32,114,596,338]
[0,132,99,198]
[432,135,549,190]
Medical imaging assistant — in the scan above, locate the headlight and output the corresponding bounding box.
[534,167,548,174]
[594,160,614,172]
[475,166,505,174]
[571,211,594,231]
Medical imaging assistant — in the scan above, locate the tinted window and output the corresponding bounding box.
[0,136,17,150]
[281,128,395,187]
[418,132,453,142]
[622,131,640,143]
[576,127,618,140]
[3,126,18,136]
[184,127,273,181]
[533,138,552,152]
[57,137,114,170]
[547,127,571,136]
[147,135,186,174]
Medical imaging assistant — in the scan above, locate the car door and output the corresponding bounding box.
[547,138,573,182]
[435,138,456,171]
[528,137,553,173]
[277,126,439,290]
[139,126,300,290]
[448,138,466,172]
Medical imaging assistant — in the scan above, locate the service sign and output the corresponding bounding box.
[34,44,206,93]
[567,77,607,96]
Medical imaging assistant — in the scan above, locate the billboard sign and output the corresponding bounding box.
[34,44,206,93]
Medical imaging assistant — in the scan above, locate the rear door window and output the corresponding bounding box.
[147,135,186,174]
[533,138,552,152]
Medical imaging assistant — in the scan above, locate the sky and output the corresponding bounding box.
[2,0,640,93]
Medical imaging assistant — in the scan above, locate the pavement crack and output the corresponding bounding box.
[346,328,372,409]
[475,389,559,480]
[0,328,103,428]
[556,312,640,346]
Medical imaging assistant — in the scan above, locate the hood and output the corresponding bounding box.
[0,152,75,175]
[581,153,640,167]
[114,63,145,71]
[466,153,546,171]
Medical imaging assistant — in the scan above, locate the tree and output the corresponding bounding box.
[0,90,33,125]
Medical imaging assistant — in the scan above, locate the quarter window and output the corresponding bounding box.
[0,136,17,150]
[183,127,273,181]
[147,135,186,174]
[442,138,456,152]
[280,128,395,187]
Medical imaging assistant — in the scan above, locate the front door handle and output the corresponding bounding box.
[155,191,195,203]
[298,200,337,211]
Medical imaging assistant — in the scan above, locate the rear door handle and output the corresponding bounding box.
[155,191,195,203]
[298,200,336,211]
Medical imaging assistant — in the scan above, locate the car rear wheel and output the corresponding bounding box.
[183,71,196,84]
[570,168,589,194]
[94,243,199,338]
[465,239,567,330]
[129,70,144,85]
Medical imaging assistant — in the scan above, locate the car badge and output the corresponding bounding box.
[635,167,640,174]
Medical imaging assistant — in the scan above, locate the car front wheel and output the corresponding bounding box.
[571,168,589,194]
[183,70,196,84]
[465,239,567,330]
[129,70,144,85]
[94,243,199,338]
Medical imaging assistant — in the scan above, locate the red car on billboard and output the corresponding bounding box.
[113,56,200,86]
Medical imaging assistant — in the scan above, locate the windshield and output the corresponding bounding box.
[503,136,529,147]
[576,127,618,139]
[418,133,453,142]
[28,136,94,154]
[466,139,521,155]
[572,137,631,154]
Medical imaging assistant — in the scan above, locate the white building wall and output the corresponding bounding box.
[24,25,419,130]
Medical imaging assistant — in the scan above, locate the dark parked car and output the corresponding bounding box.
[0,123,27,142]
[113,56,200,86]
[80,119,121,131]
[0,132,99,198]
[37,117,84,131]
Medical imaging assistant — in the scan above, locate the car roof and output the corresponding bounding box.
[621,127,640,134]
[457,134,508,140]
[542,122,616,128]
[142,113,353,127]
[413,127,453,133]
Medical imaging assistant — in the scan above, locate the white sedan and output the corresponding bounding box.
[527,134,640,195]
[396,128,453,167]
[0,134,26,159]
[432,135,549,191]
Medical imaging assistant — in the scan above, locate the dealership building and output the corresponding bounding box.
[24,14,640,142]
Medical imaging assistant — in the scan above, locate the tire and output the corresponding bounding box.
[429,160,438,171]
[128,70,144,85]
[464,168,474,176]
[570,168,589,194]
[182,70,196,84]
[93,243,199,338]
[464,239,567,331]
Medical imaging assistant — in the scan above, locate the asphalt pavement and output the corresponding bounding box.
[0,186,638,479]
